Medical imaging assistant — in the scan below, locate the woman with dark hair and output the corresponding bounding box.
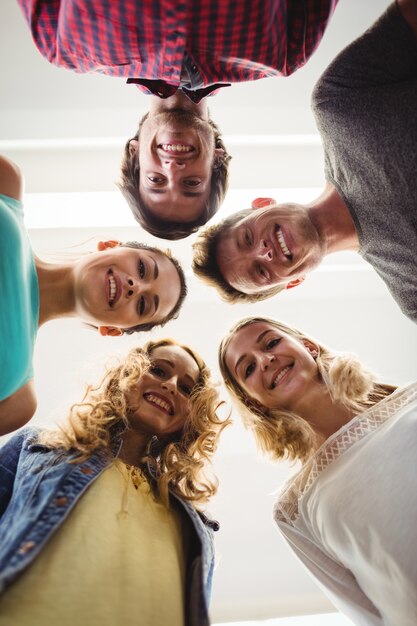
[219,316,417,626]
[0,154,187,435]
[0,338,230,625]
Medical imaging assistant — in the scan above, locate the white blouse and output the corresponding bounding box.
[274,383,417,626]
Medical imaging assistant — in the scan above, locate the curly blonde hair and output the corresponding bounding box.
[219,317,396,463]
[41,339,230,507]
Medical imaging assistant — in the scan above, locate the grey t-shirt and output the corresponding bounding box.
[312,3,417,323]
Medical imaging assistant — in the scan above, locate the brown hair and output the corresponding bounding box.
[119,115,231,240]
[40,339,231,507]
[219,316,396,462]
[192,213,284,303]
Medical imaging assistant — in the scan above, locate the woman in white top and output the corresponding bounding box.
[219,316,417,626]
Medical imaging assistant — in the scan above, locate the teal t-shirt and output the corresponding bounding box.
[0,194,39,401]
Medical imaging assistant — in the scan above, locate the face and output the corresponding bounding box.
[216,201,325,294]
[224,322,320,413]
[127,344,201,437]
[137,110,221,223]
[73,243,181,332]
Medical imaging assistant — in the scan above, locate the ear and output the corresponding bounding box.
[251,197,277,210]
[214,148,225,158]
[286,277,305,290]
[129,139,139,158]
[97,240,121,252]
[98,326,124,337]
[301,339,319,359]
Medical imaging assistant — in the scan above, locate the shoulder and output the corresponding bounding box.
[0,381,37,431]
[311,75,328,110]
[0,427,41,476]
[311,70,341,115]
[0,156,23,201]
[1,427,41,452]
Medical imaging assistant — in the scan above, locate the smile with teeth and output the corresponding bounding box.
[108,271,117,306]
[271,365,292,389]
[159,144,194,153]
[276,227,292,259]
[144,393,174,415]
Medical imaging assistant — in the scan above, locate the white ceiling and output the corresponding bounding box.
[2,0,417,623]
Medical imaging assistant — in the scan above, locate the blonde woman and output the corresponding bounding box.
[0,154,187,435]
[0,338,229,626]
[219,316,417,626]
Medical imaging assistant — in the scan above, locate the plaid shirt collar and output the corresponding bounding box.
[126,79,230,103]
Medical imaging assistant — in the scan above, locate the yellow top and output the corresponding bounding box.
[0,461,186,626]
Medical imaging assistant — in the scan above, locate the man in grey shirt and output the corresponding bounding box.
[193,0,417,323]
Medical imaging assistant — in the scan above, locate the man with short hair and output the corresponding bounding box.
[193,0,417,322]
[17,0,338,239]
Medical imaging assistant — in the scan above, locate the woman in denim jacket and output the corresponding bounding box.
[0,338,229,626]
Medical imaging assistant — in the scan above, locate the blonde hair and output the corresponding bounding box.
[219,317,396,463]
[40,339,230,506]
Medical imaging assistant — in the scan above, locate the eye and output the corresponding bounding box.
[179,383,193,396]
[183,178,201,188]
[266,338,280,350]
[244,362,255,379]
[256,264,266,278]
[150,365,166,378]
[138,260,145,279]
[244,226,252,246]
[147,174,165,184]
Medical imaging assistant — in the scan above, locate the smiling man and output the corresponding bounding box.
[121,91,227,239]
[17,0,338,239]
[193,0,417,323]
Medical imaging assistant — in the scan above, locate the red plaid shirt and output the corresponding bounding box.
[18,0,338,101]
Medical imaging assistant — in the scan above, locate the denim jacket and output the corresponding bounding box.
[0,428,218,626]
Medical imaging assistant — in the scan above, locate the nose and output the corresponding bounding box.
[161,376,177,395]
[126,277,140,297]
[259,353,275,371]
[255,239,273,261]
[162,159,186,171]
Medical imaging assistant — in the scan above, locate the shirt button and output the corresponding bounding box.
[192,65,197,73]
[54,496,68,506]
[18,541,36,555]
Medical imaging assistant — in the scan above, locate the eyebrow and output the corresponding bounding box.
[151,257,159,279]
[146,189,205,198]
[237,223,250,250]
[235,226,243,251]
[234,329,271,374]
[158,358,175,368]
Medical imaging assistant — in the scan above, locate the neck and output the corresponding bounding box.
[119,429,150,466]
[149,91,208,119]
[35,257,77,326]
[294,380,356,448]
[308,183,360,255]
